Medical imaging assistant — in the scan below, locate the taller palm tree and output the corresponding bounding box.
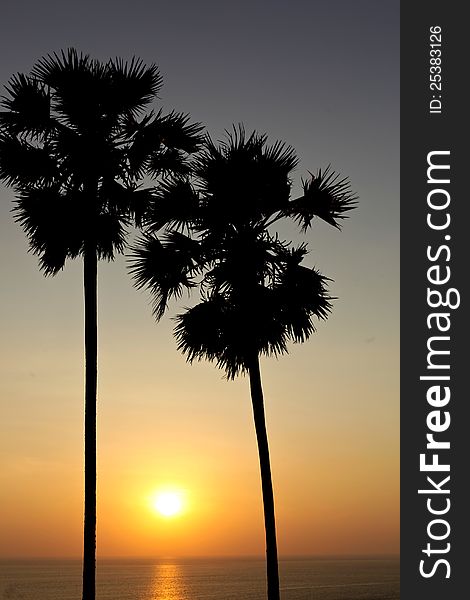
[130,128,356,600]
[0,49,202,600]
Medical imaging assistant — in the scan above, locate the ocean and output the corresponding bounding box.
[0,557,399,600]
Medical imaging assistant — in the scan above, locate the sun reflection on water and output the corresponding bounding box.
[150,562,189,600]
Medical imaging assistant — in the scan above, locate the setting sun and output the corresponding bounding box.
[152,491,185,517]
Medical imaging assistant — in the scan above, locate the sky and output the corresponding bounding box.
[0,0,399,558]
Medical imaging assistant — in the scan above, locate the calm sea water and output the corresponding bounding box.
[0,557,399,600]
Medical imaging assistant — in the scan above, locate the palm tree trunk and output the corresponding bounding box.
[248,353,281,600]
[82,243,97,600]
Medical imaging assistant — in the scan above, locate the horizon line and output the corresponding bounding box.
[0,553,400,561]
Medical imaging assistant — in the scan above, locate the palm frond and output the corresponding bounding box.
[194,127,296,226]
[124,112,157,179]
[13,186,85,275]
[30,48,98,86]
[150,110,204,153]
[94,212,129,260]
[147,177,199,233]
[174,299,227,364]
[148,147,192,179]
[273,263,333,342]
[129,233,198,320]
[174,296,253,379]
[30,49,109,132]
[126,110,203,179]
[107,57,162,116]
[262,138,298,173]
[174,289,290,379]
[0,73,51,138]
[203,229,278,294]
[99,180,155,228]
[288,165,357,230]
[219,125,263,156]
[0,135,58,187]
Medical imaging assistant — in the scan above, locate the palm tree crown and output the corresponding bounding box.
[131,127,356,375]
[0,48,203,272]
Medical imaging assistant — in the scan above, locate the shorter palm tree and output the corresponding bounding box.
[130,127,356,600]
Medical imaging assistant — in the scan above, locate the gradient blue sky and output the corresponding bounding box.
[0,1,399,557]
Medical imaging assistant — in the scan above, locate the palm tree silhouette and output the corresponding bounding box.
[130,127,356,600]
[0,49,202,600]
